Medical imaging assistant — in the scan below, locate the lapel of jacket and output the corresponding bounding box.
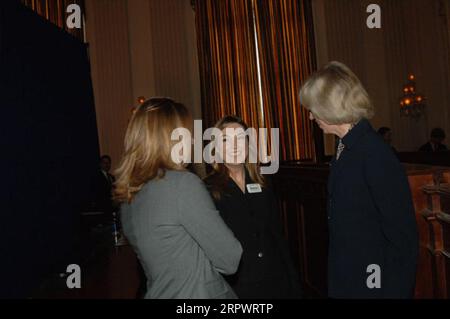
[328,152,348,195]
[328,119,372,196]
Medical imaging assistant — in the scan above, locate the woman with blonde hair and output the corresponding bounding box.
[204,115,302,299]
[114,97,242,299]
[300,61,418,298]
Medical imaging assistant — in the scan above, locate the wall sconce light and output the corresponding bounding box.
[137,96,146,104]
[399,74,426,119]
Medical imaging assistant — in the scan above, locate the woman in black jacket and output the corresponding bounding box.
[204,115,302,299]
[299,61,419,298]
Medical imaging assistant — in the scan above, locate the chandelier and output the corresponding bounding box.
[399,74,426,119]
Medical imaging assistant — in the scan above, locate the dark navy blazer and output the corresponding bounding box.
[327,119,419,298]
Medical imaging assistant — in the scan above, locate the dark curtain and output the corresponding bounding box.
[194,0,319,162]
[254,0,318,161]
[1,0,99,297]
[194,0,262,130]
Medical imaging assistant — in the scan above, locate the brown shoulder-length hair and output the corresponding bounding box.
[114,97,190,204]
[204,115,265,201]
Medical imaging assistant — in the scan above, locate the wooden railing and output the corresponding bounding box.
[420,183,450,298]
[398,151,450,167]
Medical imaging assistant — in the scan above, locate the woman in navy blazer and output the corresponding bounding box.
[300,62,419,298]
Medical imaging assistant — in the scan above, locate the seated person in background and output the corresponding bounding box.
[419,128,448,152]
[90,155,116,214]
[377,126,397,154]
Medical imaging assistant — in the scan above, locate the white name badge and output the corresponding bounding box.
[246,183,262,193]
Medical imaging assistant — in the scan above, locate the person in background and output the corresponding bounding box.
[91,155,115,215]
[114,98,242,299]
[419,128,448,152]
[204,115,302,299]
[299,61,419,298]
[377,127,398,154]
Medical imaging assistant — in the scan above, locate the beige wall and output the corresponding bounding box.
[312,0,450,153]
[85,0,201,169]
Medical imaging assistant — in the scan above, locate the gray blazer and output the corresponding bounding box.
[121,170,243,299]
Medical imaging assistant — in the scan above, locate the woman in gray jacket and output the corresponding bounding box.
[114,97,242,299]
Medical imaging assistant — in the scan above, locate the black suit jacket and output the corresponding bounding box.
[90,170,115,213]
[328,119,419,298]
[205,171,302,299]
[418,142,448,152]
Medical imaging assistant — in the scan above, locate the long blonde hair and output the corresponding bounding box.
[204,115,265,201]
[114,97,190,204]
